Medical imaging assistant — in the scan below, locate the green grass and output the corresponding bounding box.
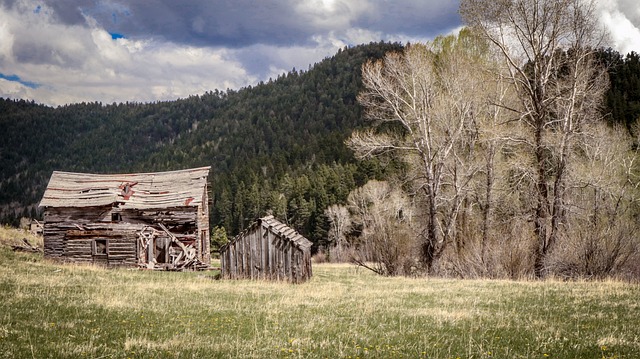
[0,234,638,358]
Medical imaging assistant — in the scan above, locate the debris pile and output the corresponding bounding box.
[11,238,43,253]
[139,224,211,271]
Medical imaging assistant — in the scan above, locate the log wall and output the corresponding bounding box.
[43,205,205,268]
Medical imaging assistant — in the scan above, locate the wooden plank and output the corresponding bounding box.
[244,235,250,278]
[251,230,258,279]
[66,230,124,238]
[261,226,268,279]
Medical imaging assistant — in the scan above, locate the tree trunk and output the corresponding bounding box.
[422,184,439,272]
[533,121,550,278]
[481,143,495,266]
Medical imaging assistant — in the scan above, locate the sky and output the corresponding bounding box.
[0,0,639,106]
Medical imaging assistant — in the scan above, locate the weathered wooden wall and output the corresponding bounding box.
[220,218,312,283]
[43,206,204,268]
[39,167,212,269]
[65,230,138,267]
[197,186,211,264]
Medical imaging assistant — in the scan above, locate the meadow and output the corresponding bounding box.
[0,226,638,358]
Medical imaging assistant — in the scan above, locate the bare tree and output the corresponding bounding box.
[324,204,351,262]
[460,0,609,277]
[546,122,640,278]
[346,180,416,276]
[348,32,495,272]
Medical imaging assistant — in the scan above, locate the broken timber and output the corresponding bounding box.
[11,238,42,253]
[38,167,212,270]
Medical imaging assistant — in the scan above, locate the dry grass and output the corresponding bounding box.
[0,251,639,358]
[0,225,43,249]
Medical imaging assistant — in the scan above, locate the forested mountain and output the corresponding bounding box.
[1,43,639,252]
[600,49,640,130]
[0,41,402,248]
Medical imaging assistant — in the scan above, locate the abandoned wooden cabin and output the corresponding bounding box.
[220,215,313,283]
[39,167,211,270]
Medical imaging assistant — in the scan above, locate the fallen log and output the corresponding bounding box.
[11,238,43,253]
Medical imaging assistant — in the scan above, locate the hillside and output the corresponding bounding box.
[0,42,403,245]
[1,44,639,249]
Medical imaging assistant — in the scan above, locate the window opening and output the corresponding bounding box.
[93,239,108,256]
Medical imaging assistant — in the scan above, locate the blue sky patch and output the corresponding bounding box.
[0,73,40,89]
[110,32,125,40]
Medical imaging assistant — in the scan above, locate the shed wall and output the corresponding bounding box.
[220,224,312,283]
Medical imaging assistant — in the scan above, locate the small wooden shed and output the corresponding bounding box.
[39,167,211,269]
[220,216,312,283]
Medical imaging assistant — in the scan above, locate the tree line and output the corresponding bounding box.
[1,7,640,280]
[327,0,640,280]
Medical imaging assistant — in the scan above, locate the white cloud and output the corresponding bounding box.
[0,1,257,106]
[0,78,31,98]
[597,0,640,55]
[0,17,14,61]
[3,0,636,107]
[295,0,372,29]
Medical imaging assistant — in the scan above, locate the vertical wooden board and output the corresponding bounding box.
[273,236,279,280]
[254,229,261,279]
[272,236,278,280]
[195,221,202,260]
[255,230,261,279]
[243,235,249,279]
[301,252,308,282]
[224,245,230,278]
[261,226,269,279]
[292,251,300,283]
[298,253,305,283]
[301,252,308,281]
[289,244,295,281]
[135,234,140,264]
[244,235,251,278]
[255,227,262,279]
[221,247,227,277]
[247,232,252,279]
[250,229,257,279]
[220,249,226,277]
[237,236,243,278]
[300,252,307,281]
[278,238,285,281]
[291,251,297,283]
[234,241,240,279]
[147,236,154,266]
[239,235,246,278]
[267,231,275,279]
[284,241,291,281]
[239,235,243,278]
[202,229,210,264]
[227,248,232,278]
[230,242,237,279]
[226,246,233,279]
[250,231,257,279]
[237,237,243,278]
[228,244,234,279]
[227,248,233,279]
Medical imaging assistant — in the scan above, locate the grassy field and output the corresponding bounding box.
[0,226,639,358]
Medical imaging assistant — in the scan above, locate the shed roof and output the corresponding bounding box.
[39,167,210,209]
[257,216,312,249]
[221,215,312,253]
[257,215,312,250]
